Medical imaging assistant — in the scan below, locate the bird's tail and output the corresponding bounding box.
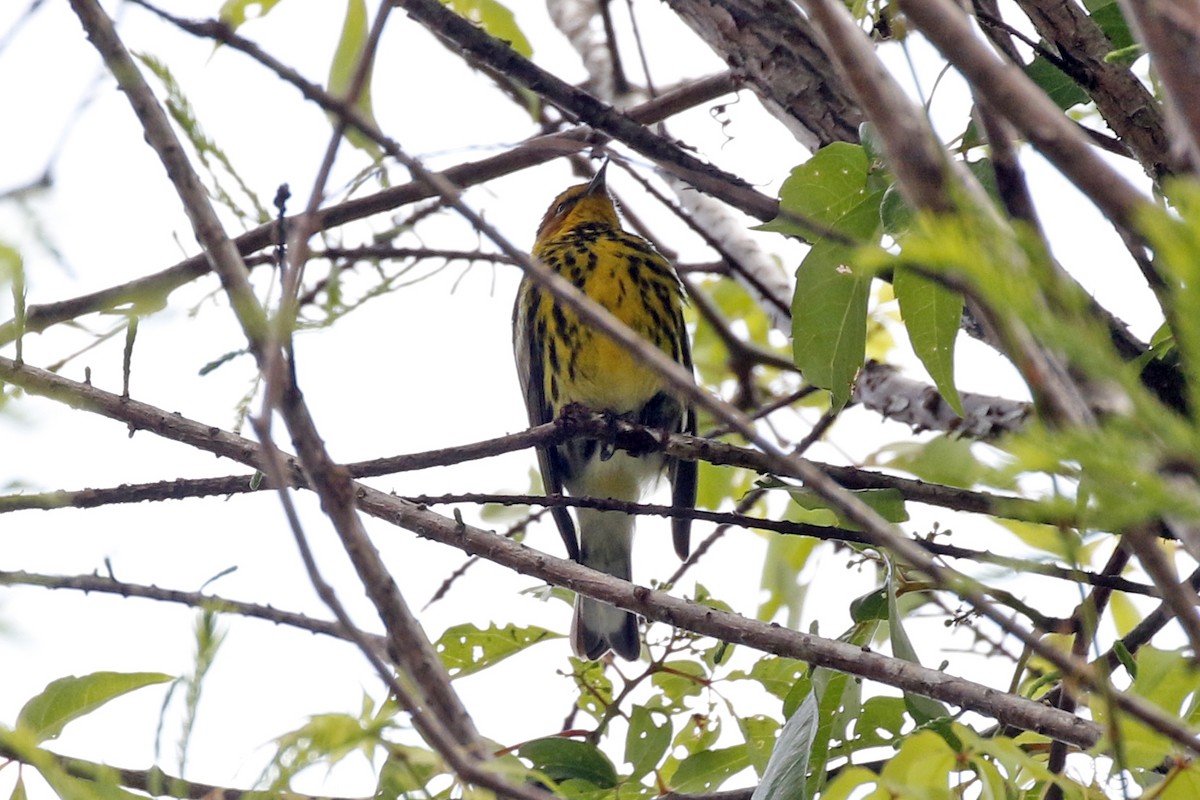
[571,508,639,660]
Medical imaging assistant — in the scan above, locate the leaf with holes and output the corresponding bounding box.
[671,745,751,793]
[434,623,558,679]
[625,704,671,779]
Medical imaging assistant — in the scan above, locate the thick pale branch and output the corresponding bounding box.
[854,361,1030,438]
[664,0,862,148]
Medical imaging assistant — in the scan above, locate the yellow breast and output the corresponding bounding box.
[534,231,680,416]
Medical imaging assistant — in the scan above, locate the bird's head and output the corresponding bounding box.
[533,161,622,250]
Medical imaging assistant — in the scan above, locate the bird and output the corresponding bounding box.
[512,160,697,660]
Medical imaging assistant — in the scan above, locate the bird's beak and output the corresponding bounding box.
[585,159,609,196]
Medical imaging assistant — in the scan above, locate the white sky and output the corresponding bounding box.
[0,1,1164,798]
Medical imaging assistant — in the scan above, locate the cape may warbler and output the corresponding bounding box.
[512,161,697,660]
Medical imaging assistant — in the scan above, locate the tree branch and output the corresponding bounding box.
[0,74,739,349]
[898,0,1153,238]
[0,356,1105,749]
[854,361,1031,438]
[0,569,381,651]
[1009,0,1175,180]
[66,5,543,797]
[663,0,863,149]
[0,736,366,800]
[1117,0,1200,174]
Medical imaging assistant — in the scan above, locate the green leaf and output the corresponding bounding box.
[879,182,912,237]
[802,621,875,794]
[268,711,390,788]
[1,242,24,363]
[819,766,881,800]
[727,656,808,701]
[1113,640,1137,679]
[0,727,144,800]
[696,460,753,512]
[995,519,1086,563]
[518,737,618,788]
[1089,1,1134,51]
[785,486,909,525]
[738,715,780,778]
[570,658,614,722]
[136,54,268,225]
[894,265,963,415]
[791,194,884,408]
[1160,761,1200,800]
[768,143,884,408]
[377,745,445,797]
[218,0,286,29]
[434,622,559,678]
[750,692,817,800]
[852,696,907,749]
[757,533,817,625]
[328,0,382,157]
[672,712,722,756]
[671,746,750,793]
[849,588,888,623]
[1136,183,1200,418]
[878,730,956,790]
[1094,647,1200,769]
[869,435,1009,490]
[885,565,951,724]
[16,672,173,743]
[651,660,707,707]
[792,240,870,409]
[625,705,671,779]
[442,0,533,58]
[761,143,873,238]
[1025,55,1089,110]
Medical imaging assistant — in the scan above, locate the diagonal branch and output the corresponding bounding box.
[1117,0,1200,174]
[65,4,534,796]
[2,353,1191,754]
[0,75,740,349]
[664,0,863,149]
[0,735,367,800]
[1009,0,1174,180]
[898,0,1153,238]
[0,569,381,652]
[391,0,777,218]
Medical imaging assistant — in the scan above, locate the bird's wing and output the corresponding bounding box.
[670,294,697,560]
[514,284,580,561]
[670,406,698,560]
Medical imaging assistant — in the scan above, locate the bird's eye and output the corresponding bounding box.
[556,200,571,215]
